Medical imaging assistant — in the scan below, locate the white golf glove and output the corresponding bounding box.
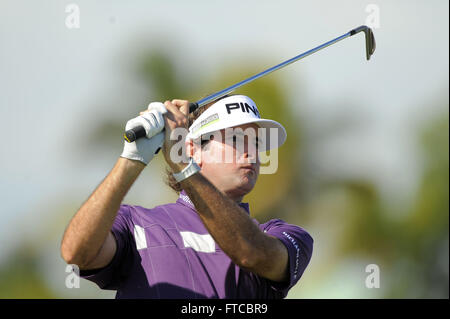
[120,102,167,165]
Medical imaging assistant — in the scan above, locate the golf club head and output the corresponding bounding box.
[350,25,376,60]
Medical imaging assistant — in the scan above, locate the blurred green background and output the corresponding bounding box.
[0,1,448,298]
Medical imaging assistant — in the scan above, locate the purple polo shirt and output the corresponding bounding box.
[80,191,313,299]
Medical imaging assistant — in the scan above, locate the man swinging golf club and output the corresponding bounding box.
[61,94,313,298]
[60,25,376,299]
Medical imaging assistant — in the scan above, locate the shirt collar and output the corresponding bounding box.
[176,190,250,214]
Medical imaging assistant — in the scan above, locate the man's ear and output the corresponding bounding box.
[185,139,202,167]
[185,139,194,158]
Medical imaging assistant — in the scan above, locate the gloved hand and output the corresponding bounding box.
[120,102,167,165]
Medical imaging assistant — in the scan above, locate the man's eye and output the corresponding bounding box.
[232,136,243,144]
[253,137,259,149]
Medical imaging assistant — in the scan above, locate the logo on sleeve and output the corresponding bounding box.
[282,231,300,279]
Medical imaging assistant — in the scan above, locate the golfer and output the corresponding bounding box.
[61,94,313,298]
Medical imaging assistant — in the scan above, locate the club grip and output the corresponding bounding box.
[124,125,146,143]
[189,102,199,113]
[124,102,200,142]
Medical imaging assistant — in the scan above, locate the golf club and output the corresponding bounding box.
[124,25,376,143]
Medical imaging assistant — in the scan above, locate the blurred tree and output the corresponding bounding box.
[316,107,449,298]
[0,243,55,298]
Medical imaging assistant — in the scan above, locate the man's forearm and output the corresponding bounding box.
[180,173,273,269]
[61,157,144,267]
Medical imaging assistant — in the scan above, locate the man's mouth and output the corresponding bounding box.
[240,165,256,174]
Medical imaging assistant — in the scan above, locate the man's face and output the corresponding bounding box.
[193,123,261,200]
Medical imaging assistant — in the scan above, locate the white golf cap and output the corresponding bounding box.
[186,95,287,151]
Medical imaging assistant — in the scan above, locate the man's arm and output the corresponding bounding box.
[60,158,144,270]
[181,173,290,283]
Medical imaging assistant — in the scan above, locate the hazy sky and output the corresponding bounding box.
[0,0,448,261]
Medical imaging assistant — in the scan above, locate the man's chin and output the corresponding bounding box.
[235,178,257,196]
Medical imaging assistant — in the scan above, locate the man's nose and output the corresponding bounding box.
[242,142,259,163]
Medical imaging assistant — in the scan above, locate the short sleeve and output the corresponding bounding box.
[259,219,314,295]
[79,205,134,290]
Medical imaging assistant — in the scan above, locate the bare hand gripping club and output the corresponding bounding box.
[124,25,376,143]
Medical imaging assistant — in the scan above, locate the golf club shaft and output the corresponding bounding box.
[124,25,374,143]
[193,33,351,110]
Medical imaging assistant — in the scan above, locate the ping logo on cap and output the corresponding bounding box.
[225,102,260,118]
